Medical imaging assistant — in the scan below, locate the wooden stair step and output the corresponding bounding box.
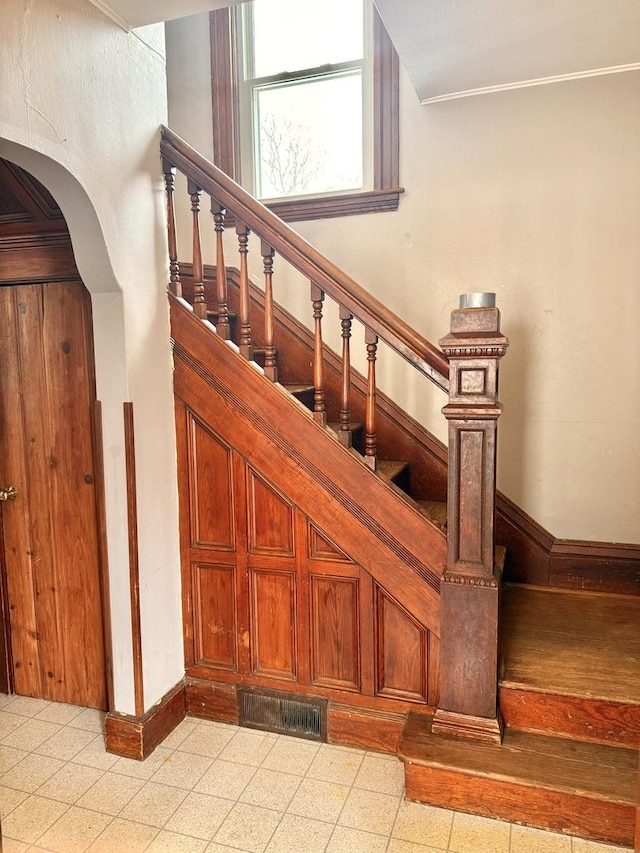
[283,383,315,409]
[376,459,409,483]
[416,499,447,529]
[499,585,640,747]
[398,711,637,846]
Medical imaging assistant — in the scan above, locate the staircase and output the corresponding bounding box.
[160,127,639,848]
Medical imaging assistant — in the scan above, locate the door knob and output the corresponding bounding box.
[0,485,17,502]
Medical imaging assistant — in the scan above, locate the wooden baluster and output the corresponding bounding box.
[364,328,378,468]
[188,179,206,319]
[432,300,509,744]
[236,220,253,360]
[311,283,326,426]
[162,160,181,298]
[213,204,231,339]
[339,307,353,447]
[261,240,277,382]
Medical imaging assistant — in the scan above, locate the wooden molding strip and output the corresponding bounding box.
[105,681,186,761]
[92,401,115,712]
[123,402,144,716]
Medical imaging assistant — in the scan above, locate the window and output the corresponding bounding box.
[210,0,402,221]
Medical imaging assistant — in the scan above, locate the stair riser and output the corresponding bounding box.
[499,686,640,749]
[404,763,635,847]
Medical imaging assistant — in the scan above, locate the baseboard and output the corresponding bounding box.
[185,677,239,724]
[105,680,186,760]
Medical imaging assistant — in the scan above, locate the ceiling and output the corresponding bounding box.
[90,0,640,102]
[373,0,640,103]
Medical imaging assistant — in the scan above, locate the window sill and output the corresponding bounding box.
[263,187,404,223]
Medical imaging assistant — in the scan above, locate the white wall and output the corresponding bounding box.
[167,21,640,544]
[1,0,184,713]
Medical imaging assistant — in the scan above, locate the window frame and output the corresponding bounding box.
[209,3,403,222]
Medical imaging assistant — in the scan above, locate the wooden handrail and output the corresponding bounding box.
[160,126,449,393]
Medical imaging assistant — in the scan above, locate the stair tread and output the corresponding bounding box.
[327,421,363,433]
[416,499,447,528]
[283,383,314,394]
[499,585,640,705]
[376,459,409,481]
[399,712,638,805]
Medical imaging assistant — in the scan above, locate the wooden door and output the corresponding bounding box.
[0,281,107,709]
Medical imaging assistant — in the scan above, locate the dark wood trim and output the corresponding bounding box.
[105,680,186,760]
[92,402,115,712]
[0,233,79,285]
[123,402,144,717]
[185,677,239,724]
[0,508,13,696]
[208,6,403,223]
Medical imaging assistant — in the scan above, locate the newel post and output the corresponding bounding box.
[433,293,509,743]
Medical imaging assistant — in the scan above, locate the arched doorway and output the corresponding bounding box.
[0,158,109,710]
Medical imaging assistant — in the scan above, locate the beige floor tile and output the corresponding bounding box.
[110,746,175,781]
[160,718,199,750]
[165,790,234,840]
[306,745,363,786]
[510,824,572,852]
[572,840,632,852]
[195,759,257,800]
[204,844,254,853]
[392,801,453,848]
[266,813,333,852]
[35,762,105,805]
[0,693,15,709]
[119,780,188,828]
[34,805,112,853]
[326,824,389,853]
[352,754,405,796]
[150,748,213,790]
[2,837,30,852]
[261,737,320,776]
[2,697,51,719]
[0,746,28,775]
[178,724,236,759]
[34,703,84,726]
[338,788,400,836]
[213,802,281,853]
[0,715,29,742]
[76,770,144,815]
[1,794,68,844]
[239,767,302,811]
[66,708,105,734]
[387,840,449,853]
[70,735,119,771]
[1,753,65,793]
[86,817,159,852]
[217,730,278,768]
[1,720,61,752]
[34,726,96,761]
[287,777,349,823]
[146,829,209,852]
[448,811,510,853]
[0,783,29,816]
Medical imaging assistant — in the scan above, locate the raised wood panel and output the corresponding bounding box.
[308,524,350,562]
[193,563,237,670]
[246,468,294,556]
[188,415,235,549]
[311,576,360,691]
[250,569,297,681]
[376,587,428,702]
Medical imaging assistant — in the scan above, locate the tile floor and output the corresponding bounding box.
[0,694,628,853]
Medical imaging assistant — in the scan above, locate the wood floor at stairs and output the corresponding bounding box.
[399,584,640,847]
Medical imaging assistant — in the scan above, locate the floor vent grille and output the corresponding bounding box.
[238,687,327,742]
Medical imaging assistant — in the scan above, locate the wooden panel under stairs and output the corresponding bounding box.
[500,584,640,747]
[399,583,639,846]
[399,712,637,846]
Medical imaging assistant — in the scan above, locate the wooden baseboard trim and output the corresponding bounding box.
[327,704,407,754]
[185,677,239,725]
[105,681,186,760]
